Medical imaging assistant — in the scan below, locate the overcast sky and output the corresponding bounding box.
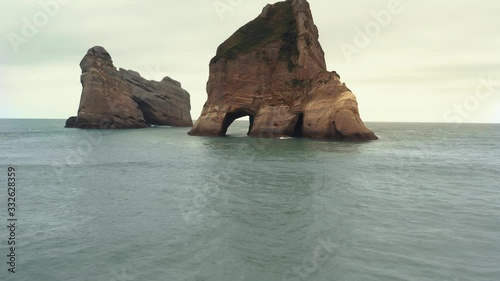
[1,0,499,123]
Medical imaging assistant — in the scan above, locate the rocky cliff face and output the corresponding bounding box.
[66,46,193,129]
[189,0,377,141]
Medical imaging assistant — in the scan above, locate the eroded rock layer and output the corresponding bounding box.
[66,46,192,129]
[189,0,377,141]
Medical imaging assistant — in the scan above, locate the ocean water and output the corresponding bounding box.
[0,119,499,281]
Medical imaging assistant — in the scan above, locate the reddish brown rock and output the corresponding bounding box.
[189,0,377,141]
[67,46,192,129]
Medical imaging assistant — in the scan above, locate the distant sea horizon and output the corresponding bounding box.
[1,118,499,125]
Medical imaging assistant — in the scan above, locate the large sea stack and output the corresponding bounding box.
[189,0,377,141]
[66,46,193,129]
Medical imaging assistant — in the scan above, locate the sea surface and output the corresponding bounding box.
[0,119,499,281]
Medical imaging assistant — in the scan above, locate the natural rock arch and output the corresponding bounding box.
[188,0,377,141]
[222,109,256,136]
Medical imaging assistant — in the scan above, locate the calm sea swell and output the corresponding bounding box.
[0,120,498,281]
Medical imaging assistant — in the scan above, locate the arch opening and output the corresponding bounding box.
[221,110,255,136]
[292,113,304,137]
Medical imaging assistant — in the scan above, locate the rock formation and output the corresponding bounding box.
[66,46,193,129]
[189,0,377,141]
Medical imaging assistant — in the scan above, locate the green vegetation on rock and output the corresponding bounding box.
[289,79,311,88]
[210,1,299,69]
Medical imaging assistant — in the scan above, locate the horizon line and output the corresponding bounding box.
[0,118,498,125]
